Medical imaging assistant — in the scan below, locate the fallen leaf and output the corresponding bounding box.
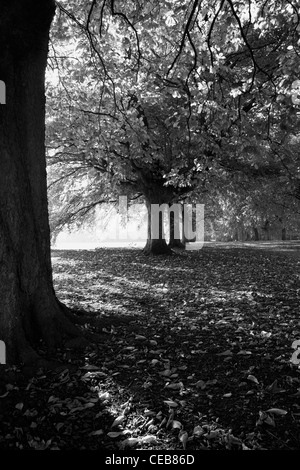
[217,350,233,356]
[193,425,204,437]
[165,382,183,390]
[292,340,300,350]
[151,359,159,366]
[89,429,104,436]
[172,420,182,430]
[141,435,158,444]
[290,350,300,365]
[164,400,178,408]
[266,408,288,416]
[266,379,285,394]
[111,415,125,428]
[120,437,139,448]
[179,430,188,449]
[159,369,172,377]
[256,411,275,427]
[107,431,126,438]
[195,380,206,390]
[247,375,259,385]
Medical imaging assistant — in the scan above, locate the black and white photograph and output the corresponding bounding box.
[0,0,300,459]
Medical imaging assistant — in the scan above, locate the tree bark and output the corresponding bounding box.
[182,206,196,245]
[253,227,259,241]
[168,203,185,249]
[0,0,79,364]
[142,186,172,255]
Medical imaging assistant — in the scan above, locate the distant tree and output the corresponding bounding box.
[46,0,300,253]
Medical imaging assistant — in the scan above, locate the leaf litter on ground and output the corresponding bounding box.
[1,243,300,450]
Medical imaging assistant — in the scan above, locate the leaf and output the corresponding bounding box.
[226,432,242,449]
[290,350,300,365]
[266,408,288,416]
[135,335,146,341]
[107,431,125,438]
[206,379,218,386]
[247,375,259,385]
[217,350,233,356]
[164,400,178,408]
[151,359,159,366]
[141,435,158,444]
[223,392,232,398]
[204,430,222,440]
[159,369,172,377]
[89,429,104,436]
[256,411,275,427]
[144,410,156,417]
[179,430,188,449]
[292,340,300,350]
[15,403,24,411]
[120,437,139,448]
[266,379,285,394]
[193,425,204,437]
[172,420,182,430]
[111,415,125,428]
[55,423,64,431]
[237,350,252,355]
[195,380,206,390]
[165,382,183,390]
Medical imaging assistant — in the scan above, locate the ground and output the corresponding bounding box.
[0,241,300,450]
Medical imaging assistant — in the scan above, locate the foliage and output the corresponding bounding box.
[46,0,300,239]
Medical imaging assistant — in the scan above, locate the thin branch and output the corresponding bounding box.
[226,0,277,92]
[47,167,87,190]
[110,0,142,70]
[79,108,119,120]
[167,0,200,76]
[207,0,226,66]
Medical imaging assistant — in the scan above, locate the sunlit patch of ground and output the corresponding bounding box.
[49,243,300,449]
[1,242,300,450]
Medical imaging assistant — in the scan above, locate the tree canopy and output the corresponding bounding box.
[46,0,300,250]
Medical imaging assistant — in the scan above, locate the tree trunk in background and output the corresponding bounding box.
[0,0,78,364]
[142,184,172,255]
[253,227,259,241]
[168,204,185,249]
[182,207,196,245]
[282,227,286,241]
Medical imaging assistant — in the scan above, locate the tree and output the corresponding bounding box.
[46,0,300,254]
[0,0,80,365]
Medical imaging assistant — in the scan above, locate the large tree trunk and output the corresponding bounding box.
[0,0,78,364]
[142,187,172,256]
